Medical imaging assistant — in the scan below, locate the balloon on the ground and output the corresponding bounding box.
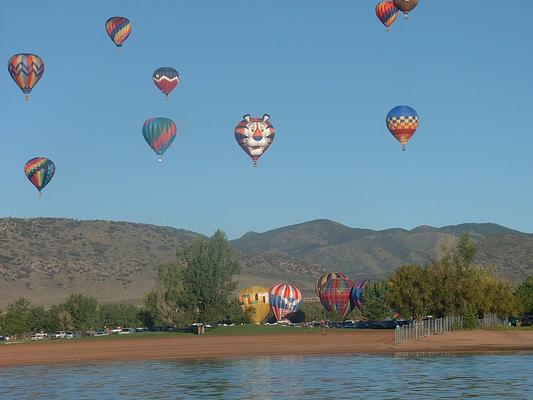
[234,114,275,166]
[8,53,45,101]
[315,272,349,297]
[106,17,132,47]
[269,283,303,321]
[386,105,419,150]
[393,0,418,17]
[351,280,369,308]
[238,286,270,323]
[153,67,180,98]
[319,276,354,319]
[376,1,399,30]
[142,117,177,161]
[24,157,55,193]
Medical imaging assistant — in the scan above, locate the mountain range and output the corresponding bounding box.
[0,217,531,306]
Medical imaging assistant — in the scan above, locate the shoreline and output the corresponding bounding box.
[1,330,532,367]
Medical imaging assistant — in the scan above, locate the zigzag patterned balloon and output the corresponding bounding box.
[153,67,180,98]
[8,53,45,101]
[24,157,55,194]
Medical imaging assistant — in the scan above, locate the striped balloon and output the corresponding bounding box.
[318,277,354,319]
[105,17,132,47]
[386,105,419,150]
[142,117,177,161]
[153,67,180,98]
[24,157,55,193]
[376,1,399,30]
[315,272,349,297]
[269,283,303,321]
[8,53,45,101]
[351,280,369,308]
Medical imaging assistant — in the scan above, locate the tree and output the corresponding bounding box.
[29,306,51,333]
[64,294,99,332]
[514,276,533,314]
[149,262,189,327]
[179,231,240,323]
[3,298,32,337]
[358,281,392,321]
[387,265,432,320]
[99,303,142,329]
[299,300,324,322]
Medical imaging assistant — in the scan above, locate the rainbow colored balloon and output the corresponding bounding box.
[319,276,354,319]
[375,1,399,30]
[386,105,419,150]
[24,157,55,194]
[269,283,303,321]
[8,53,45,101]
[142,117,177,161]
[105,17,132,47]
[153,67,180,98]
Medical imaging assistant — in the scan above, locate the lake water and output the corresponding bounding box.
[0,353,531,399]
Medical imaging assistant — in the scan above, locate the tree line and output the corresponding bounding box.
[1,232,532,337]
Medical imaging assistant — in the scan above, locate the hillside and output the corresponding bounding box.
[0,218,324,306]
[232,219,533,282]
[1,218,531,307]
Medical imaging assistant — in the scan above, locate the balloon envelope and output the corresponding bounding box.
[376,1,399,28]
[142,117,177,157]
[315,272,349,297]
[24,157,55,192]
[351,280,369,308]
[269,283,303,321]
[238,286,270,323]
[393,0,418,14]
[234,114,275,165]
[319,277,354,319]
[8,53,45,99]
[386,105,419,149]
[153,67,180,97]
[106,17,132,47]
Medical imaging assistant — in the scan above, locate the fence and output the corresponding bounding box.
[394,314,507,345]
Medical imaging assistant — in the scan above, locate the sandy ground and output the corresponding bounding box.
[1,330,532,367]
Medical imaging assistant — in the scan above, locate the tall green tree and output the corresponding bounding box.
[387,265,432,320]
[64,294,99,331]
[358,281,392,321]
[149,262,189,327]
[3,298,32,337]
[179,231,240,323]
[99,303,142,328]
[515,276,533,314]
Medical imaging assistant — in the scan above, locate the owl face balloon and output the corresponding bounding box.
[234,114,275,166]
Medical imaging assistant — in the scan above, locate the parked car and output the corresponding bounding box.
[520,315,533,327]
[65,332,74,339]
[50,331,66,340]
[30,333,47,340]
[94,331,109,336]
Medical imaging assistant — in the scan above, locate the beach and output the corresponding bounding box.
[1,329,532,367]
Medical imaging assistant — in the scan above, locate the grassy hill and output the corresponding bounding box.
[0,217,531,306]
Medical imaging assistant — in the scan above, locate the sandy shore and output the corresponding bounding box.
[1,330,532,367]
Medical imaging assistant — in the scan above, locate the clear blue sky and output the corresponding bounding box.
[1,0,532,238]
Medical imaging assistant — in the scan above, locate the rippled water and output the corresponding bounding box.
[0,353,531,399]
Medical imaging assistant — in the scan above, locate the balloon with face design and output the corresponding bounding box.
[234,114,275,166]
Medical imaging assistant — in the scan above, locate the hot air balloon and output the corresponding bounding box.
[234,114,275,166]
[269,283,303,321]
[351,280,369,308]
[319,277,354,319]
[238,286,271,323]
[142,117,177,161]
[24,157,55,195]
[386,105,419,151]
[315,272,349,297]
[376,1,399,31]
[8,53,45,101]
[153,67,180,99]
[393,0,418,18]
[105,17,132,48]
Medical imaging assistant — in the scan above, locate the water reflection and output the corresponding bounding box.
[0,353,531,399]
